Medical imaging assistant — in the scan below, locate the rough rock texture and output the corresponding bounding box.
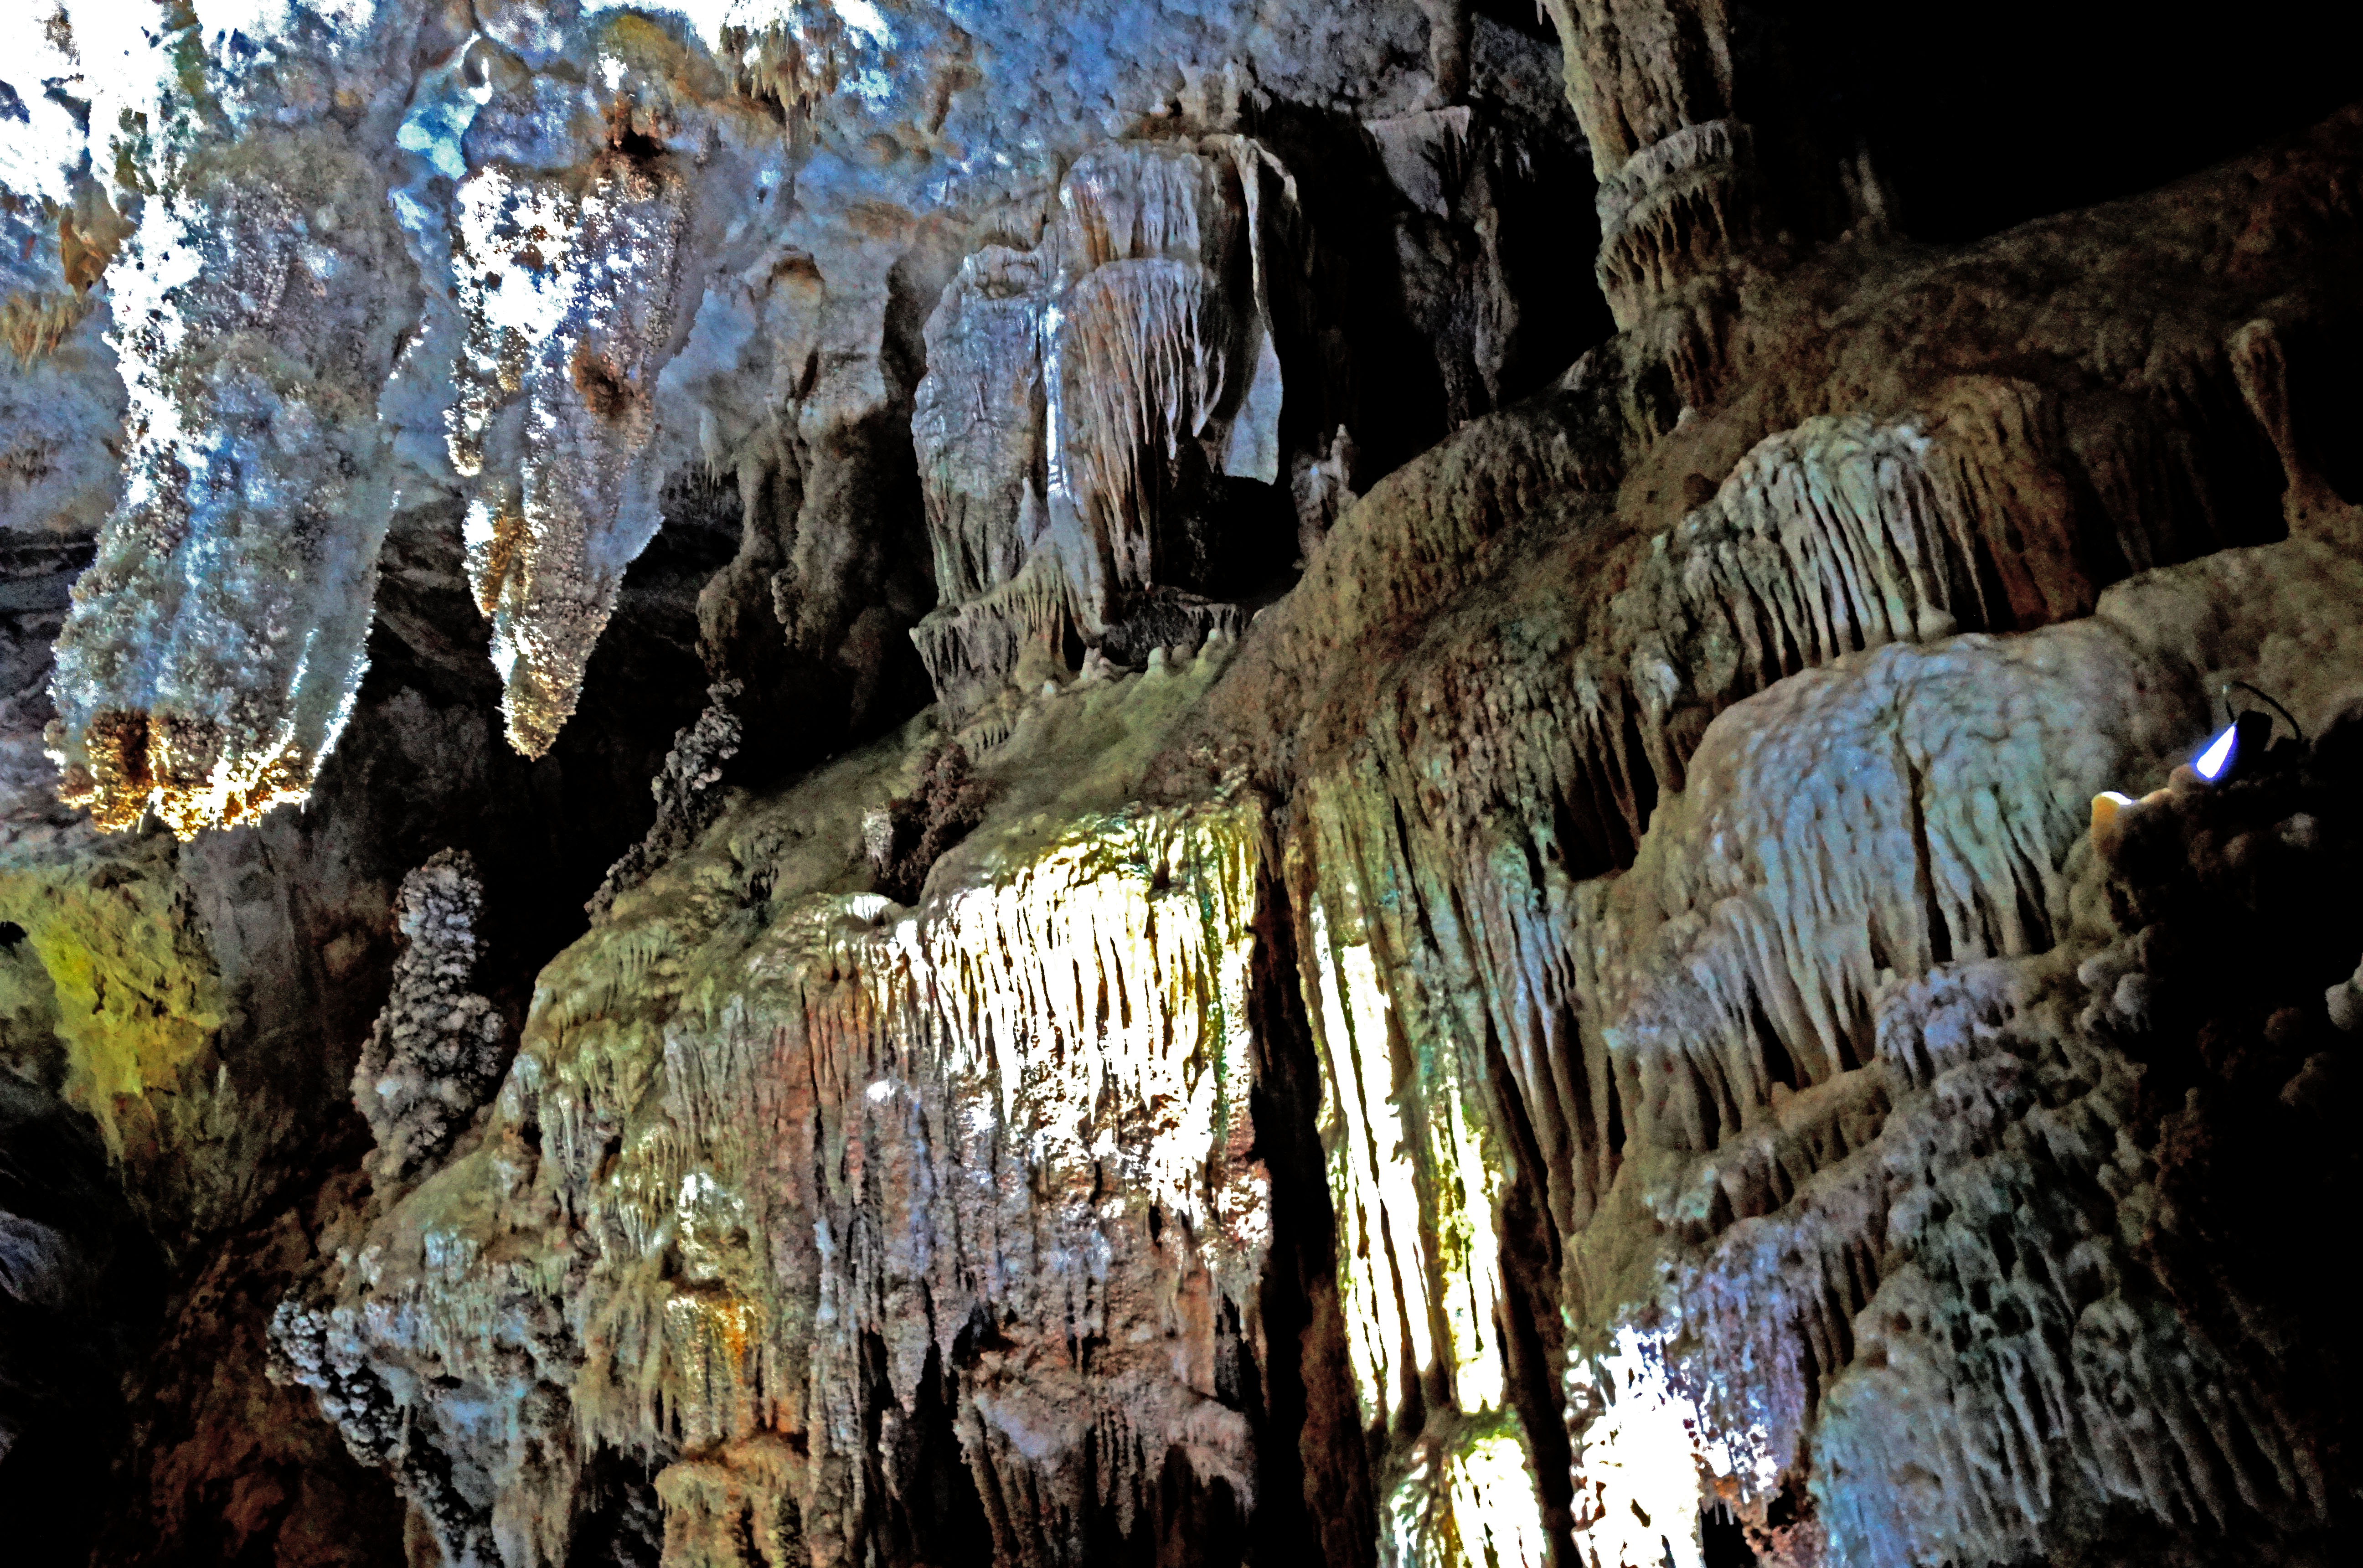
[3,4,2363,1568]
[41,4,430,835]
[589,679,746,919]
[907,136,1290,730]
[352,850,506,1181]
[309,658,1280,1567]
[451,148,695,758]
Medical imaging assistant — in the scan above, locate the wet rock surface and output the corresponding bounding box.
[0,4,2360,1567]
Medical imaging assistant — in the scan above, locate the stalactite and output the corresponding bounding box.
[1591,119,1760,328]
[909,138,1296,728]
[47,122,421,836]
[289,659,1281,1567]
[450,151,693,758]
[17,6,2363,1563]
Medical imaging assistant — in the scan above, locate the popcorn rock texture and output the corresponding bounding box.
[352,850,507,1181]
[588,680,745,920]
[2,4,2361,1567]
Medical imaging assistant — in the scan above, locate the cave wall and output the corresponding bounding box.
[2,3,2361,1567]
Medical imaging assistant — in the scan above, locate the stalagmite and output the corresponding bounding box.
[352,850,506,1180]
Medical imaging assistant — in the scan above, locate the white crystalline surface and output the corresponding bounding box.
[448,155,691,755]
[22,4,429,834]
[23,0,1426,827]
[906,136,1299,723]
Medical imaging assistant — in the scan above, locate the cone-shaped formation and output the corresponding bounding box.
[451,152,694,759]
[14,5,2363,1565]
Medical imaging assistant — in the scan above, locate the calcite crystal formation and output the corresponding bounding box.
[3,3,2363,1567]
[908,136,1297,729]
[449,150,695,758]
[351,849,506,1181]
[35,8,427,836]
[1538,0,1773,325]
[22,0,1453,829]
[280,98,2363,1559]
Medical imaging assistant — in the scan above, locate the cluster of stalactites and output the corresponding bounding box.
[47,122,415,838]
[907,137,1295,727]
[449,151,692,759]
[321,782,1279,1568]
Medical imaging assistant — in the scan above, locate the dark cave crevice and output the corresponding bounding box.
[0,1075,166,1568]
[1786,1,2363,245]
[862,1336,995,1568]
[566,1448,667,1568]
[1244,830,1379,1568]
[2279,312,2363,504]
[1482,1017,1579,1563]
[1701,1502,1757,1568]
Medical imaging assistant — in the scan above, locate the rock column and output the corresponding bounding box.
[1538,0,1772,327]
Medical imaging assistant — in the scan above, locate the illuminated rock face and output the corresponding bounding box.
[297,658,1280,1567]
[6,3,2363,1567]
[44,88,425,834]
[23,0,1448,825]
[1129,103,2362,1568]
[909,138,1294,729]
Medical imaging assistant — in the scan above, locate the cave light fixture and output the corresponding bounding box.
[2193,681,2306,785]
[2092,681,2306,842]
[2193,723,2239,782]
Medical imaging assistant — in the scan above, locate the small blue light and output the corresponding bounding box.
[2193,723,2237,781]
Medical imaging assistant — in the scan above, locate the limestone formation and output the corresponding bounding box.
[352,850,506,1181]
[908,138,1296,728]
[588,679,746,919]
[304,666,1275,1568]
[451,150,695,759]
[1537,0,1764,325]
[2,4,2361,1567]
[39,11,428,836]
